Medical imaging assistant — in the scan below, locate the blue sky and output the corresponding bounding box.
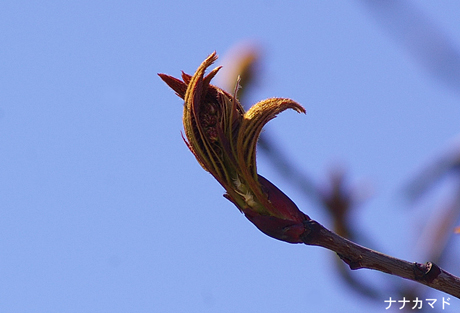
[1,1,460,312]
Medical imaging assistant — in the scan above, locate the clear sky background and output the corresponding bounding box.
[1,1,460,312]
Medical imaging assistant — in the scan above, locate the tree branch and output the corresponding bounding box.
[300,219,460,298]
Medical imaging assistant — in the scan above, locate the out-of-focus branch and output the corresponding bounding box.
[405,136,460,261]
[301,219,460,299]
[257,135,318,200]
[405,136,460,202]
[359,0,460,94]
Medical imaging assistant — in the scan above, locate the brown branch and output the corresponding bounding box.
[300,219,460,299]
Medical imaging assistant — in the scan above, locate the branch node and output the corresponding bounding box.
[300,219,321,244]
[413,262,441,283]
[338,253,363,270]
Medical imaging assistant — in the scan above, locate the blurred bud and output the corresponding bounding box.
[217,42,260,102]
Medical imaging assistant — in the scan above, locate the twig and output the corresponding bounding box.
[300,219,460,298]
